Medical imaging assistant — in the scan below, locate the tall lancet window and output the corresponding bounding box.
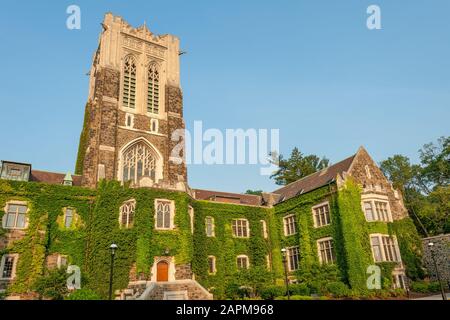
[147,63,160,114]
[123,56,137,109]
[122,142,157,184]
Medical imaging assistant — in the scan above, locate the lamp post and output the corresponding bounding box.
[428,242,446,301]
[281,248,290,300]
[109,243,118,300]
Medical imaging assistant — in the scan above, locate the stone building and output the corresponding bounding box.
[0,13,417,300]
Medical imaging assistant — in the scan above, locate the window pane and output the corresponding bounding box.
[6,213,16,228]
[17,214,26,228]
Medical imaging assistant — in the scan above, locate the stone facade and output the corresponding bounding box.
[347,147,409,221]
[79,13,187,191]
[422,234,450,285]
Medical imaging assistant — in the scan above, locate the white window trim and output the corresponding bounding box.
[283,214,297,236]
[260,220,268,239]
[232,219,250,238]
[63,207,76,229]
[119,199,136,228]
[2,201,29,230]
[0,254,19,280]
[312,201,331,228]
[125,113,135,129]
[208,256,216,275]
[205,216,215,237]
[317,237,335,265]
[154,199,176,230]
[236,255,250,269]
[150,118,159,133]
[369,233,402,263]
[361,194,393,222]
[266,255,272,271]
[188,205,194,235]
[57,255,68,269]
[286,246,300,272]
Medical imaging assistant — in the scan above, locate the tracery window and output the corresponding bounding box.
[147,63,160,114]
[122,56,137,109]
[122,142,157,184]
[120,199,135,228]
[156,200,173,230]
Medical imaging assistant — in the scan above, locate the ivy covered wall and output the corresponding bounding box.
[0,178,424,299]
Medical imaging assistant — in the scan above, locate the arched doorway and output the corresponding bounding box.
[156,261,169,282]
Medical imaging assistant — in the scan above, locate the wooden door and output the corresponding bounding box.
[157,261,169,282]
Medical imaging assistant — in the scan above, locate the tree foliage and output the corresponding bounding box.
[380,136,450,236]
[270,147,329,186]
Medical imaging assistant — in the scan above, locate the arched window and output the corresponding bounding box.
[122,141,157,184]
[147,63,160,114]
[155,200,173,230]
[120,199,135,228]
[122,56,137,109]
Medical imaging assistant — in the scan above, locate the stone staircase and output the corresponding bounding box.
[116,280,213,300]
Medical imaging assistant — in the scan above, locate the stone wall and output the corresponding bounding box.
[348,147,409,220]
[422,234,450,285]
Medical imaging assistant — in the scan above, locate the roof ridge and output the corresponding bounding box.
[32,169,81,176]
[193,188,262,198]
[272,153,356,193]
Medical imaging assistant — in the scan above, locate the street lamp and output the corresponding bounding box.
[428,242,446,301]
[281,248,290,300]
[109,243,118,300]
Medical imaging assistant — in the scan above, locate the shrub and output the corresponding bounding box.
[275,295,313,300]
[289,283,310,296]
[65,288,101,300]
[33,268,69,300]
[260,285,285,300]
[325,281,350,298]
[410,281,442,293]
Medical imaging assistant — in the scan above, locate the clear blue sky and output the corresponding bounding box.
[0,1,448,193]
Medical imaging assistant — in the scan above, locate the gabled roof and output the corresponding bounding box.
[272,154,356,202]
[193,189,262,206]
[30,170,82,186]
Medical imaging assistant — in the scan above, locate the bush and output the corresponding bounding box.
[325,281,350,298]
[33,268,69,300]
[410,281,442,293]
[289,283,310,296]
[275,295,313,300]
[260,285,285,300]
[65,289,101,300]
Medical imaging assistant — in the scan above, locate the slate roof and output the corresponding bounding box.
[272,154,356,202]
[193,189,262,206]
[30,170,82,186]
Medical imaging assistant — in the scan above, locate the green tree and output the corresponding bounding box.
[245,190,263,195]
[270,147,329,185]
[380,136,450,236]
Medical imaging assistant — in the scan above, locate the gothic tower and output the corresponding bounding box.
[75,13,187,190]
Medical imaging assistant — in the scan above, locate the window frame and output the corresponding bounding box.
[369,233,402,263]
[361,194,393,222]
[236,255,249,270]
[121,55,137,110]
[0,254,19,280]
[286,246,300,271]
[2,201,28,230]
[312,201,331,228]
[147,63,160,114]
[119,199,136,229]
[231,219,250,238]
[317,237,336,265]
[207,256,216,275]
[260,220,268,239]
[63,207,75,229]
[205,216,215,237]
[283,214,297,236]
[154,199,175,230]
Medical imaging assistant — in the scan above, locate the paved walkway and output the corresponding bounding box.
[412,293,450,300]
